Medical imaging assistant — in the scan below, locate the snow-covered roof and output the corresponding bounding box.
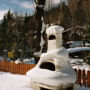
[69,41,90,48]
[67,47,90,53]
[46,25,64,35]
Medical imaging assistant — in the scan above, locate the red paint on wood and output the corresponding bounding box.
[77,69,81,86]
[87,71,90,87]
[82,70,86,86]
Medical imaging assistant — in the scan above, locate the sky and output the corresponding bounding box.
[0,0,67,20]
[0,0,35,20]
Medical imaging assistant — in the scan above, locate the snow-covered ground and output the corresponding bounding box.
[0,71,90,90]
[72,63,90,71]
[0,72,33,90]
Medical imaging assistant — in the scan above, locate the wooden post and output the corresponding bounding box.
[77,69,81,86]
[19,63,21,74]
[0,61,1,71]
[17,63,19,74]
[87,71,90,87]
[74,69,77,83]
[82,70,86,87]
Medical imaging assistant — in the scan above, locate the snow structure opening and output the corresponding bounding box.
[27,25,76,90]
[49,35,56,40]
[46,25,64,51]
[40,61,55,71]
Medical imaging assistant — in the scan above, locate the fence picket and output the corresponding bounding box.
[77,69,81,86]
[82,70,86,87]
[87,71,90,87]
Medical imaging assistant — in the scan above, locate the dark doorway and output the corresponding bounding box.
[40,87,50,90]
[49,35,56,40]
[40,62,55,71]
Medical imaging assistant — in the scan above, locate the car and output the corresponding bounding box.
[67,47,90,65]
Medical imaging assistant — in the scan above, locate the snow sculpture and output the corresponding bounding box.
[46,25,64,51]
[27,25,76,90]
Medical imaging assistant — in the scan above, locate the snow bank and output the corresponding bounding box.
[0,72,33,90]
[0,72,90,90]
[73,63,90,71]
[23,58,35,64]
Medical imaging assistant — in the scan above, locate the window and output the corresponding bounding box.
[69,50,90,59]
[69,51,83,59]
[49,35,56,40]
[40,62,55,71]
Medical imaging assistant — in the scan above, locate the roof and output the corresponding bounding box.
[67,47,90,53]
[70,41,90,48]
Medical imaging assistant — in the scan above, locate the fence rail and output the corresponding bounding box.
[0,60,90,88]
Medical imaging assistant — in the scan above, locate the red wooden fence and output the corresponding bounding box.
[0,60,36,75]
[0,60,90,87]
[74,69,90,87]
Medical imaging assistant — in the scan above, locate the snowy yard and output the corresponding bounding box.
[0,71,90,90]
[0,72,33,90]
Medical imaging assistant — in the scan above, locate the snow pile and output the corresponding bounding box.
[34,52,41,57]
[23,58,35,64]
[73,63,90,71]
[15,59,22,64]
